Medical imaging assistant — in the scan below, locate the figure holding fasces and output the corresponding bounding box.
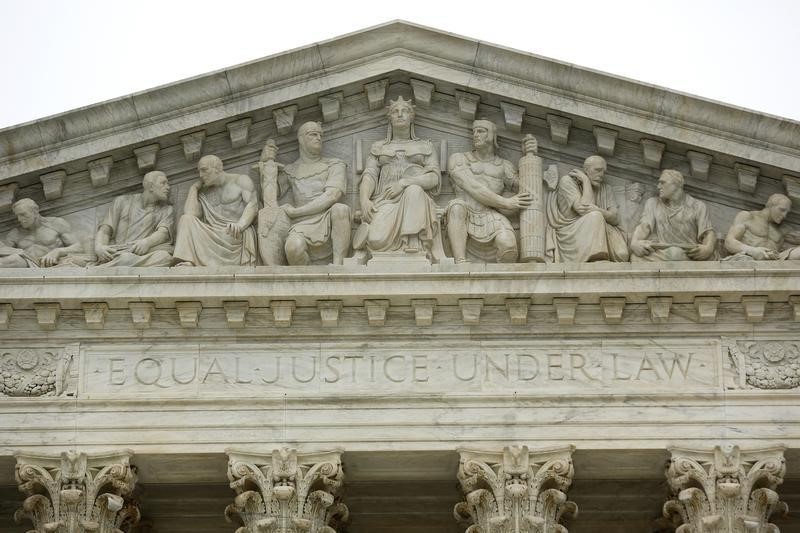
[93,170,174,267]
[630,169,717,261]
[258,122,351,265]
[173,155,258,266]
[546,155,628,262]
[0,199,85,268]
[354,96,447,263]
[724,193,800,260]
[446,119,531,263]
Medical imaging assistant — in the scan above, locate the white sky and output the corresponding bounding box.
[2,0,799,129]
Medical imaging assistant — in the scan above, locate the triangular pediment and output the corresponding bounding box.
[2,20,800,244]
[4,22,800,533]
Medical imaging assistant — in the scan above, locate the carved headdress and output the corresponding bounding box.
[383,96,419,142]
[473,119,499,149]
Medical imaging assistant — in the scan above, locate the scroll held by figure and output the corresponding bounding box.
[173,155,258,266]
[354,96,448,263]
[445,119,531,263]
[0,198,86,268]
[724,193,800,261]
[546,155,629,262]
[258,122,351,266]
[93,171,174,267]
[630,169,717,262]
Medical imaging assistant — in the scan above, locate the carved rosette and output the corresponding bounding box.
[663,445,788,533]
[225,448,349,533]
[454,445,577,533]
[14,450,140,533]
[0,347,76,397]
[727,339,800,389]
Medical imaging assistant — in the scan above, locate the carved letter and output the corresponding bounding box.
[325,355,341,383]
[109,358,126,385]
[135,358,162,386]
[453,354,478,382]
[383,355,407,383]
[201,358,230,384]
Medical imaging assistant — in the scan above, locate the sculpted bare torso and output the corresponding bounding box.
[737,211,785,251]
[201,176,251,221]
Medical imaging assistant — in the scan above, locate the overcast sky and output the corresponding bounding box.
[2,0,799,129]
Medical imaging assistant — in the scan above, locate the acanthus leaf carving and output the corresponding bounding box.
[226,447,348,533]
[726,338,800,389]
[0,346,78,397]
[454,445,577,533]
[14,449,140,533]
[663,445,788,533]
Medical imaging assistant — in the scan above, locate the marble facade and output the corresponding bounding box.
[0,20,799,532]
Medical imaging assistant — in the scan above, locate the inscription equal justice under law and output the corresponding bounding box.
[81,340,721,397]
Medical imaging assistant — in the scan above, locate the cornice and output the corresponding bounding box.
[1,21,798,186]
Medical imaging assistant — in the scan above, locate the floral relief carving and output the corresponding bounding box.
[0,345,77,397]
[726,339,800,389]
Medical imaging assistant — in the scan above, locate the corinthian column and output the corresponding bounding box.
[14,449,140,533]
[454,445,577,533]
[225,448,348,533]
[663,445,788,532]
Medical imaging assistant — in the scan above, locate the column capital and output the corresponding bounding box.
[226,447,348,532]
[14,449,140,532]
[663,444,788,532]
[454,445,577,532]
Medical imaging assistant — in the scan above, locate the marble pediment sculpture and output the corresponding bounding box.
[93,170,175,267]
[724,193,800,261]
[173,155,258,267]
[258,122,351,266]
[546,155,629,263]
[630,169,717,262]
[445,119,532,264]
[353,96,449,264]
[0,22,797,271]
[1,199,86,268]
[2,22,800,533]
